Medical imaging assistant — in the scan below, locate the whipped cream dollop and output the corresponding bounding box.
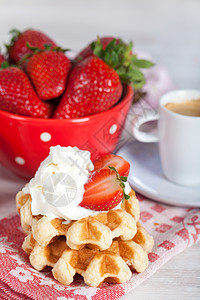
[23,145,131,222]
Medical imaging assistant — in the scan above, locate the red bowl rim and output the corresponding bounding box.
[0,85,133,124]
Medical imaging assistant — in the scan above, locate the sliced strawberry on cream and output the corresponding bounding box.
[22,146,131,221]
[79,167,130,211]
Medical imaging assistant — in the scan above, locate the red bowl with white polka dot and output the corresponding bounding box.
[0,85,133,179]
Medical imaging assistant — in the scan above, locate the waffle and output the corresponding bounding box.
[52,244,132,287]
[17,188,154,287]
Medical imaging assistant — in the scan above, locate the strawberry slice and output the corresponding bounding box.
[93,154,130,177]
[79,168,129,211]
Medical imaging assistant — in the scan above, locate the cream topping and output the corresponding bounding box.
[22,145,131,222]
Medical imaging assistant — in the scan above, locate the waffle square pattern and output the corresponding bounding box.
[16,189,154,287]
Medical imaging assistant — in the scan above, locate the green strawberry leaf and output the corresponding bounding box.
[129,68,145,81]
[133,59,155,68]
[92,37,104,57]
[91,37,154,89]
[124,193,131,200]
[132,78,146,90]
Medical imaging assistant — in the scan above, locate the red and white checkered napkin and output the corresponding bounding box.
[0,195,199,300]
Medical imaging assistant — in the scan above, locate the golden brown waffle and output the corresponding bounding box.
[66,209,137,250]
[133,222,154,253]
[53,245,132,287]
[17,188,153,287]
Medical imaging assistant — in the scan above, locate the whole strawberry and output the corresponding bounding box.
[26,45,71,100]
[53,56,122,118]
[54,38,154,118]
[0,66,51,118]
[6,29,57,64]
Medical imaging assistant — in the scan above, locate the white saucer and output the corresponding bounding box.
[117,140,200,207]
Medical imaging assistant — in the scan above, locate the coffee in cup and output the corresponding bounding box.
[164,99,200,117]
[133,90,200,187]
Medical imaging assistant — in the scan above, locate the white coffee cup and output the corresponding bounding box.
[133,90,200,187]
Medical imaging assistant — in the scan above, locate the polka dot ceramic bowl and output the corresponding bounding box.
[0,85,133,179]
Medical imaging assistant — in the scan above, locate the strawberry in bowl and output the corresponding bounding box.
[0,30,153,178]
[54,55,122,118]
[6,28,57,64]
[54,37,154,118]
[25,44,71,100]
[0,64,51,118]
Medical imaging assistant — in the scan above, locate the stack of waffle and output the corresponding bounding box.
[16,189,154,287]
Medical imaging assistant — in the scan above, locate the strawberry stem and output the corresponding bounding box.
[108,166,130,202]
[26,42,42,53]
[91,37,154,90]
[18,43,71,66]
[26,42,70,53]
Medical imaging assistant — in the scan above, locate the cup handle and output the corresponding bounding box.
[133,111,159,143]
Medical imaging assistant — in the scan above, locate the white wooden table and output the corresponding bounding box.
[0,0,200,299]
